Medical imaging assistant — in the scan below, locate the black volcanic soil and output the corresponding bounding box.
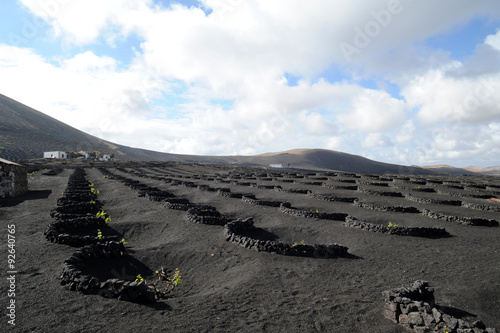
[1,161,499,333]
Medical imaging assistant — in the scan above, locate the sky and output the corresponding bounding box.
[1,0,500,168]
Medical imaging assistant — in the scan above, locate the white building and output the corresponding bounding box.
[269,164,283,168]
[99,154,111,161]
[43,151,67,159]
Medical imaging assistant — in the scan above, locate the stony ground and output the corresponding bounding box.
[1,161,499,333]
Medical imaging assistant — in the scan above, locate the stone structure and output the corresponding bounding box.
[279,202,348,221]
[383,280,498,333]
[0,158,28,198]
[224,218,349,258]
[43,151,67,159]
[46,168,155,302]
[344,216,449,237]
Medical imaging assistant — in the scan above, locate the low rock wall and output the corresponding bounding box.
[396,185,436,193]
[60,242,155,302]
[461,201,500,212]
[223,219,349,258]
[274,187,310,194]
[241,196,283,207]
[353,200,420,213]
[47,168,156,303]
[307,192,357,203]
[421,209,499,227]
[322,184,358,190]
[358,188,404,197]
[382,280,498,333]
[356,181,390,187]
[102,168,351,260]
[344,216,448,237]
[186,207,233,225]
[405,193,462,206]
[279,203,348,221]
[0,160,28,197]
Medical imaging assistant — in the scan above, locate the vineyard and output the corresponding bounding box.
[2,161,500,332]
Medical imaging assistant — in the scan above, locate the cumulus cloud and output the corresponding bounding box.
[0,44,163,136]
[363,133,393,148]
[18,0,154,45]
[1,0,500,166]
[338,89,407,131]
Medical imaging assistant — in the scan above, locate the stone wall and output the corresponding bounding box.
[60,242,154,302]
[241,195,283,207]
[420,209,499,227]
[0,159,28,198]
[223,218,349,258]
[345,216,449,237]
[353,200,420,213]
[279,202,348,221]
[383,280,498,333]
[307,192,357,203]
[99,167,351,260]
[46,168,156,302]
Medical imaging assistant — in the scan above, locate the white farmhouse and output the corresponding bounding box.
[43,151,67,159]
[99,154,111,161]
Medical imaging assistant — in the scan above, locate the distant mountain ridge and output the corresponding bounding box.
[0,93,483,175]
[0,93,181,162]
[464,166,500,176]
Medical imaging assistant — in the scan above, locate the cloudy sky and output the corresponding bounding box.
[1,0,500,167]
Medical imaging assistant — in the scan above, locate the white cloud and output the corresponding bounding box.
[485,30,500,51]
[396,120,415,143]
[404,69,500,126]
[19,0,154,45]
[63,51,117,73]
[2,0,500,167]
[338,89,406,131]
[298,111,335,135]
[325,136,342,150]
[362,133,393,148]
[0,44,162,135]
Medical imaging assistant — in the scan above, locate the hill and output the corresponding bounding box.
[464,166,500,176]
[0,93,182,162]
[223,149,437,174]
[0,93,480,175]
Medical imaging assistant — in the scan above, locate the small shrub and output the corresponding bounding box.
[149,267,182,299]
[386,222,400,234]
[96,211,110,222]
[291,240,305,247]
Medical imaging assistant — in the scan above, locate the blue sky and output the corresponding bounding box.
[1,0,500,167]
